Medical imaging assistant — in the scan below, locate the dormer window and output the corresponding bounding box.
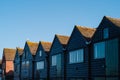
[103,28,109,39]
[39,50,42,57]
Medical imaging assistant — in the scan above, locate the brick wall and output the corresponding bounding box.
[6,61,14,75]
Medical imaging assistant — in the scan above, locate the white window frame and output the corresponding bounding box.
[69,49,84,64]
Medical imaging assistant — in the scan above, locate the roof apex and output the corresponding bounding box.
[103,16,120,27]
[26,41,39,55]
[39,41,52,52]
[75,25,96,40]
[55,34,70,45]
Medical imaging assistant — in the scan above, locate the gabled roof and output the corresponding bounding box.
[75,25,96,41]
[3,48,16,61]
[16,47,23,56]
[104,16,120,27]
[26,41,39,55]
[56,34,70,46]
[40,41,52,52]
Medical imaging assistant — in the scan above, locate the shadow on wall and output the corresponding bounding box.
[5,70,14,80]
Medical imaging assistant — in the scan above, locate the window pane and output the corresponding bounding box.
[77,49,84,62]
[26,61,29,68]
[69,51,76,63]
[22,61,25,69]
[39,50,42,56]
[73,52,77,63]
[94,42,105,59]
[70,52,73,63]
[104,28,109,39]
[69,49,84,63]
[37,61,44,69]
[52,55,56,66]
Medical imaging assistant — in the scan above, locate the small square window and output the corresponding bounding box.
[103,28,109,39]
[39,50,42,56]
[37,61,44,70]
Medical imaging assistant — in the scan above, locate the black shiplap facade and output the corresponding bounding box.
[66,25,95,80]
[49,34,69,80]
[3,16,120,80]
[90,16,120,80]
[21,41,38,80]
[34,41,51,80]
[14,48,23,80]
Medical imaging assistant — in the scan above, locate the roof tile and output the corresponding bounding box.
[40,41,52,52]
[104,16,120,27]
[56,34,69,45]
[16,47,23,56]
[75,25,96,40]
[26,41,39,55]
[3,48,16,61]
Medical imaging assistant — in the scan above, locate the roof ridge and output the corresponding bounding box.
[103,16,120,27]
[26,41,39,55]
[26,41,38,44]
[104,16,120,20]
[40,41,52,44]
[16,47,23,50]
[4,48,16,50]
[75,25,96,30]
[55,34,69,38]
[3,48,16,60]
[55,34,70,45]
[40,41,52,52]
[75,25,96,40]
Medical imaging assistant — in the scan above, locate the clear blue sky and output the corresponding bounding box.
[0,0,120,59]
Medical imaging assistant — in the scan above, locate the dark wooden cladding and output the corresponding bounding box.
[66,26,95,80]
[49,35,69,80]
[2,16,120,80]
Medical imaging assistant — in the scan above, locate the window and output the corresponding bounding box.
[94,42,105,59]
[22,61,25,65]
[52,55,57,66]
[69,49,84,63]
[22,61,25,69]
[39,50,42,56]
[103,28,109,39]
[37,61,44,70]
[26,61,29,68]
